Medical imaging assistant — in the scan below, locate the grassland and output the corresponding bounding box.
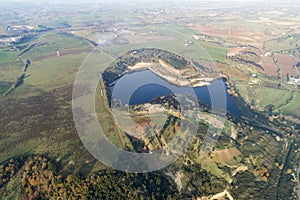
[214,20,269,35]
[19,32,92,60]
[0,1,299,199]
[0,32,120,171]
[24,53,88,91]
[0,84,101,175]
[265,39,294,52]
[95,79,132,149]
[105,39,227,63]
[198,148,241,183]
[265,36,300,53]
[235,83,293,111]
[0,49,116,176]
[0,61,24,82]
[0,81,12,96]
[278,91,300,117]
[0,50,18,65]
[102,26,228,62]
[0,35,108,175]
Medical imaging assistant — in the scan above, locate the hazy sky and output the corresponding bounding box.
[2,0,299,3]
[1,0,299,9]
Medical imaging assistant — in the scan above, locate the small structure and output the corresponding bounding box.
[184,40,193,47]
[192,34,200,40]
[287,76,300,85]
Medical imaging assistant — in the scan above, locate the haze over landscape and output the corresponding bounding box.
[0,0,299,199]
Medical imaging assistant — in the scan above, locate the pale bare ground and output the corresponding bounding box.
[197,190,234,200]
[174,171,184,191]
[231,125,238,140]
[231,165,249,176]
[127,62,153,71]
[129,61,190,86]
[268,20,300,26]
[112,108,145,139]
[293,28,300,34]
[112,104,169,139]
[197,112,224,129]
[249,17,299,26]
[210,148,241,163]
[145,103,166,114]
[227,47,244,57]
[210,190,234,200]
[190,77,213,87]
[146,104,168,130]
[152,59,191,86]
[164,171,184,191]
[128,61,212,87]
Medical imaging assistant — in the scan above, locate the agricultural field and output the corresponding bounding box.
[0,0,299,199]
[260,55,279,77]
[105,36,228,63]
[0,61,24,82]
[0,81,12,96]
[70,30,117,45]
[235,83,293,111]
[274,53,298,78]
[265,35,300,53]
[0,50,18,65]
[19,33,92,60]
[278,91,300,118]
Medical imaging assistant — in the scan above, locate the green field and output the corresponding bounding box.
[102,26,227,62]
[24,53,88,90]
[105,38,227,62]
[265,39,296,52]
[20,32,92,60]
[0,50,18,65]
[278,91,300,117]
[0,81,12,96]
[235,83,293,111]
[0,52,107,175]
[214,20,269,34]
[0,2,299,199]
[0,61,24,83]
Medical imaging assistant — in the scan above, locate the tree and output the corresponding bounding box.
[250,99,255,107]
[264,104,275,116]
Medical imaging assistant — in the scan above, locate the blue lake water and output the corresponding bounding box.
[110,70,241,116]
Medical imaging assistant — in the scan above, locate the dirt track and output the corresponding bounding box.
[31,48,94,62]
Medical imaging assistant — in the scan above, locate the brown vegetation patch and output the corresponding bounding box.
[32,48,92,62]
[227,48,244,57]
[274,54,298,77]
[219,64,249,81]
[211,148,241,163]
[260,56,279,76]
[0,84,78,156]
[195,25,258,43]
